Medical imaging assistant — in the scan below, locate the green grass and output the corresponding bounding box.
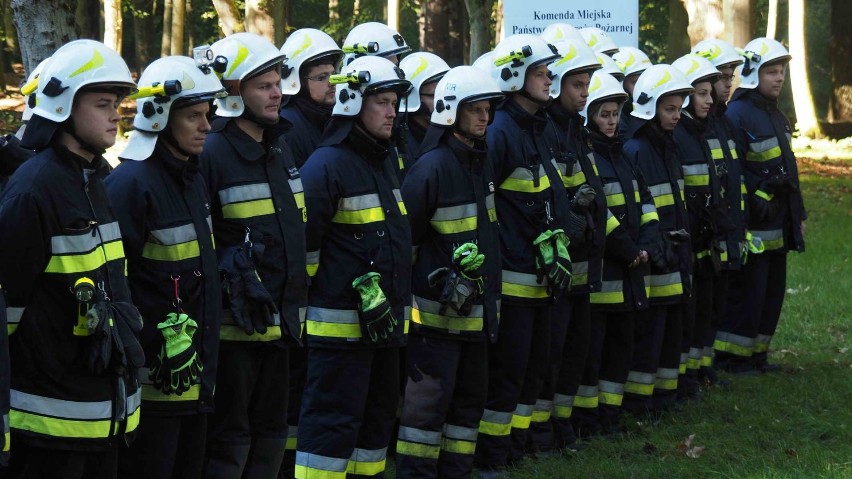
[500,173,852,478]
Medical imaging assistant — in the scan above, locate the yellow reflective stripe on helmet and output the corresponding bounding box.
[409,56,430,80]
[499,165,551,193]
[226,44,250,78]
[289,34,314,60]
[69,49,105,78]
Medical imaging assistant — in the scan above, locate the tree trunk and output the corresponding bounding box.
[351,0,361,28]
[829,0,852,122]
[494,0,503,43]
[722,0,754,48]
[274,0,288,45]
[12,0,78,75]
[788,0,822,137]
[133,0,154,72]
[329,0,339,22]
[388,0,399,32]
[421,0,450,60]
[212,0,244,37]
[75,0,101,39]
[667,0,690,60]
[766,0,778,39]
[161,0,172,57]
[170,0,185,55]
[683,0,724,47]
[186,0,193,52]
[245,0,275,42]
[4,0,18,53]
[448,0,469,66]
[104,0,122,54]
[464,0,494,62]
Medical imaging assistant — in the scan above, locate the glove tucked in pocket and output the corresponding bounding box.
[352,272,397,344]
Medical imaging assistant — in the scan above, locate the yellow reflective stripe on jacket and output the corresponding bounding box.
[510,403,533,429]
[411,296,483,332]
[598,380,625,406]
[479,409,512,436]
[333,193,385,224]
[590,279,624,304]
[648,183,674,208]
[648,271,683,298]
[306,250,320,277]
[747,137,782,162]
[393,189,408,216]
[220,311,282,341]
[751,228,784,250]
[2,413,8,452]
[486,193,497,222]
[573,385,598,409]
[603,182,626,207]
[682,163,710,187]
[289,178,307,222]
[707,138,724,160]
[430,202,478,235]
[605,210,620,235]
[624,370,655,395]
[655,367,679,391]
[45,241,125,274]
[443,424,478,455]
[552,393,573,418]
[219,183,275,219]
[728,139,739,159]
[572,260,589,286]
[6,306,23,335]
[641,203,659,225]
[305,307,361,339]
[142,223,200,262]
[714,331,754,356]
[347,447,387,476]
[140,368,201,402]
[557,158,586,188]
[397,426,441,459]
[501,270,549,299]
[755,333,772,353]
[754,189,774,201]
[295,451,348,479]
[10,388,140,439]
[499,165,551,193]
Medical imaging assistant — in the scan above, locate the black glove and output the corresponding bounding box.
[650,235,679,271]
[565,210,588,241]
[428,267,483,317]
[85,301,115,375]
[749,193,779,223]
[222,244,279,335]
[665,229,691,244]
[571,184,597,213]
[762,173,798,194]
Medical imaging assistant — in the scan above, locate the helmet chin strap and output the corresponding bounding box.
[61,120,106,156]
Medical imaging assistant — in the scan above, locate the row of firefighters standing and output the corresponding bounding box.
[0,18,806,479]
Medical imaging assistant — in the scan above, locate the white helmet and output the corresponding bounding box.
[431,66,504,127]
[580,27,619,56]
[540,23,585,45]
[548,39,601,98]
[630,64,694,120]
[21,57,51,122]
[691,38,743,70]
[737,37,791,90]
[581,70,628,125]
[29,39,135,124]
[279,28,342,95]
[331,56,411,117]
[342,22,410,66]
[612,47,652,79]
[672,54,720,86]
[121,56,226,161]
[597,54,625,82]
[400,52,450,113]
[492,34,560,93]
[211,32,286,117]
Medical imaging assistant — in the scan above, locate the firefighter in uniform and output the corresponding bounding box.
[716,38,806,374]
[104,55,225,479]
[0,39,142,478]
[200,32,307,479]
[621,65,694,416]
[671,54,732,399]
[398,52,451,160]
[571,70,658,436]
[530,37,605,450]
[295,56,412,479]
[690,39,749,383]
[472,34,573,474]
[277,28,343,168]
[395,66,504,479]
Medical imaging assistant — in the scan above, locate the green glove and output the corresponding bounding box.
[453,243,485,278]
[352,272,398,343]
[150,312,202,395]
[549,229,573,295]
[533,230,556,285]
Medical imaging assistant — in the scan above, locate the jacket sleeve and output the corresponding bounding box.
[300,156,339,278]
[486,127,512,185]
[104,168,148,265]
[400,159,439,250]
[0,286,9,466]
[635,169,661,253]
[603,207,640,265]
[0,189,48,307]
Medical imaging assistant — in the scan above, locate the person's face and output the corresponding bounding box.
[623,73,640,97]
[360,92,398,140]
[241,69,282,123]
[655,95,683,131]
[691,81,714,119]
[757,62,786,100]
[304,64,336,106]
[419,81,438,114]
[593,101,619,138]
[457,100,491,138]
[168,102,212,157]
[70,90,122,152]
[559,72,591,113]
[713,66,735,102]
[523,64,553,103]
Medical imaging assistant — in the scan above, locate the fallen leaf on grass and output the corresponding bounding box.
[785,448,799,458]
[775,348,799,357]
[676,434,705,459]
[734,405,740,412]
[839,347,849,354]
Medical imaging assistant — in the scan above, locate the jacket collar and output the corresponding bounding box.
[212,116,267,163]
[153,140,199,185]
[503,97,548,134]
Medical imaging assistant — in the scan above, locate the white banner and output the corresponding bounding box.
[502,0,639,48]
